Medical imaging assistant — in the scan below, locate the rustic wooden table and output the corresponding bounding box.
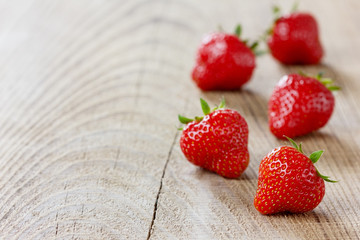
[0,0,359,239]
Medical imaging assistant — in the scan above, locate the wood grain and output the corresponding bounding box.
[0,0,359,239]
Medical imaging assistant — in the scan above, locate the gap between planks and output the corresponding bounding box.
[147,130,179,240]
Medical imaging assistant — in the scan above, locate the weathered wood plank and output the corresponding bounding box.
[0,0,359,239]
[0,0,190,238]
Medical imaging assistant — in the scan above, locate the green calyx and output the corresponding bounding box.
[291,1,299,13]
[316,170,338,183]
[178,115,193,125]
[200,98,211,115]
[178,98,226,126]
[272,5,282,22]
[273,1,299,20]
[285,136,338,183]
[233,24,264,56]
[262,2,299,41]
[309,150,323,163]
[315,72,341,91]
[298,71,341,92]
[261,5,282,41]
[285,136,303,153]
[234,25,242,38]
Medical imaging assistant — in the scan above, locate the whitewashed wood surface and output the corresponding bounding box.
[0,0,359,239]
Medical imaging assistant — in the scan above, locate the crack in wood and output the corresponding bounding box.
[55,223,59,236]
[146,130,179,240]
[113,148,121,169]
[55,212,59,236]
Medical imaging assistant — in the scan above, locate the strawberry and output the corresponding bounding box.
[178,98,249,178]
[266,6,324,65]
[191,25,257,91]
[268,73,339,139]
[254,137,336,215]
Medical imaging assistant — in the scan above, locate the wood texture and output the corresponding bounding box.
[0,0,359,239]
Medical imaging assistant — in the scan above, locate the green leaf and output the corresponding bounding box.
[284,136,302,152]
[219,97,226,109]
[298,143,303,154]
[200,98,211,115]
[319,78,333,85]
[298,70,306,76]
[272,5,282,22]
[272,5,280,14]
[254,49,268,56]
[178,115,193,124]
[309,150,324,163]
[327,86,341,91]
[234,24,242,38]
[312,73,340,91]
[195,116,204,121]
[217,25,224,32]
[266,26,274,36]
[250,41,259,50]
[317,170,338,183]
[291,2,299,12]
[316,72,324,80]
[323,178,338,183]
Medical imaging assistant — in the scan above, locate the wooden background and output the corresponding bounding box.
[0,0,359,239]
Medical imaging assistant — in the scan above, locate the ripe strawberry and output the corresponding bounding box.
[178,98,249,178]
[266,6,324,65]
[191,25,257,91]
[254,137,336,215]
[268,73,339,139]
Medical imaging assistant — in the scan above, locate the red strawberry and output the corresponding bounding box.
[268,73,339,139]
[267,7,324,65]
[192,25,256,91]
[178,98,249,178]
[254,137,336,215]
